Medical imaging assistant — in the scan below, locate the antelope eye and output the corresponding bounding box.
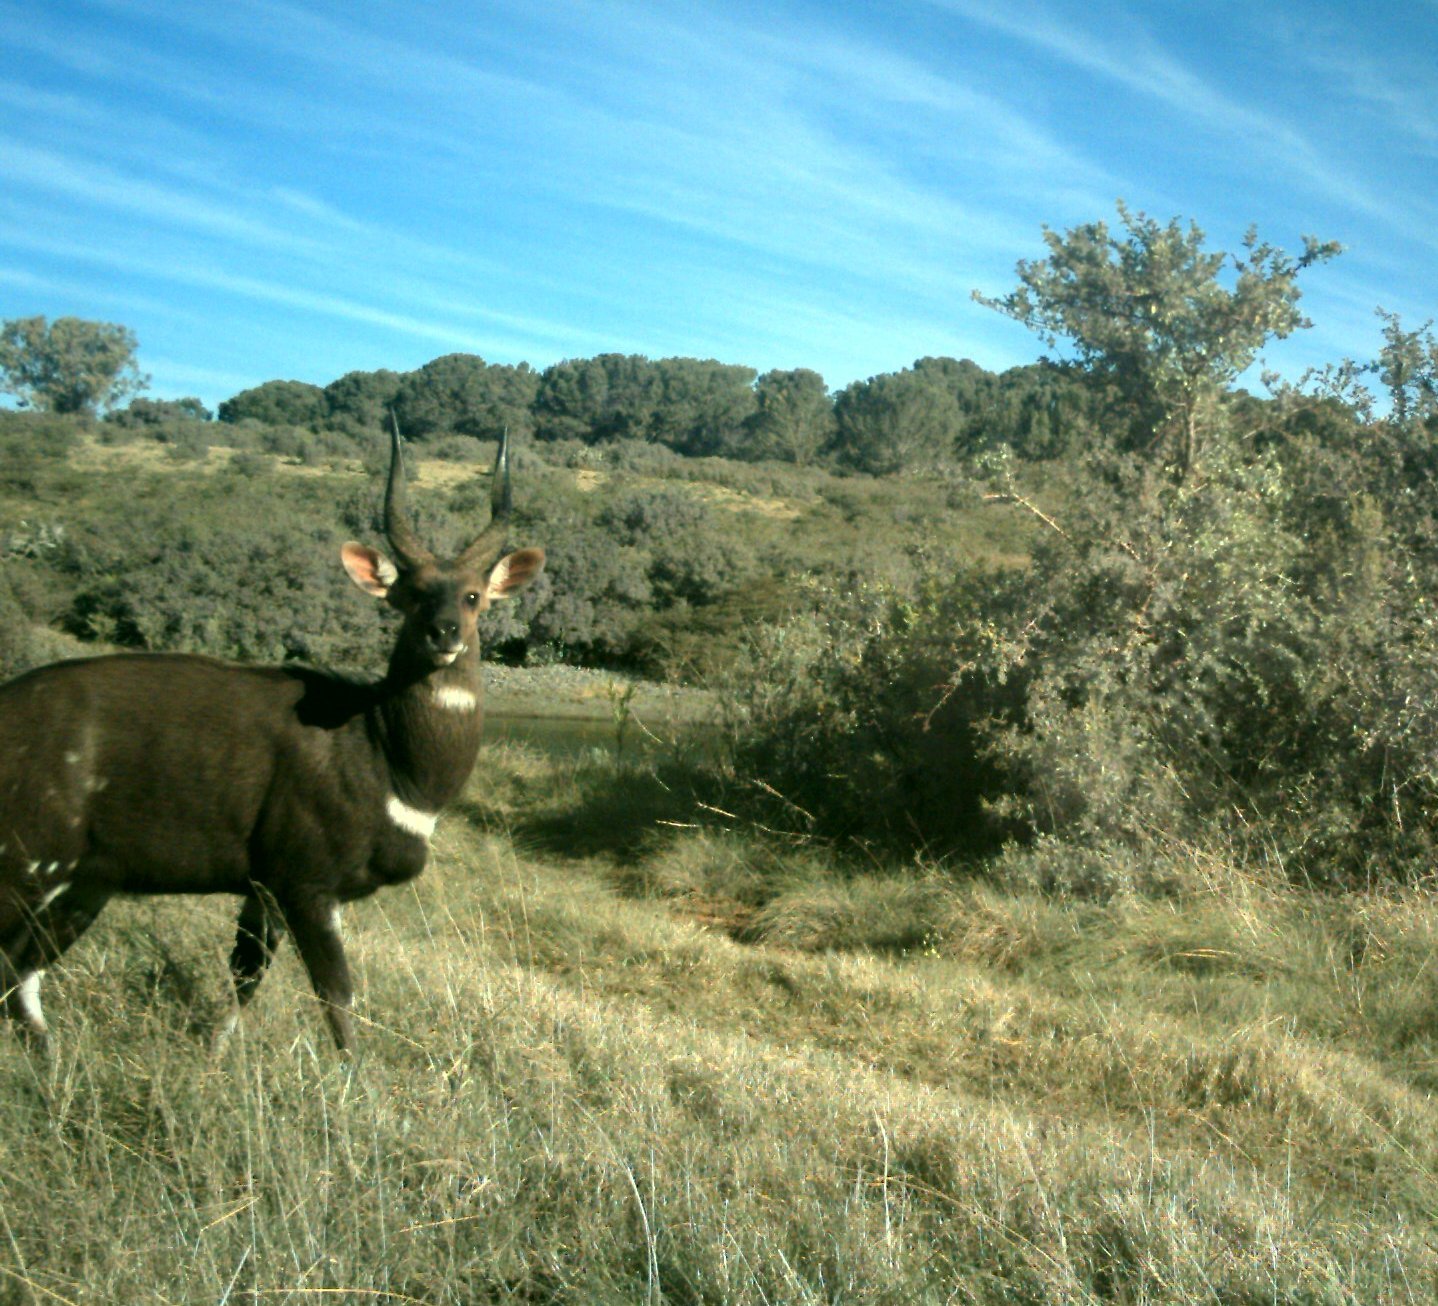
[464,591,481,607]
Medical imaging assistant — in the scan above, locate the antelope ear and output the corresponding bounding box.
[341,542,399,599]
[485,547,545,602]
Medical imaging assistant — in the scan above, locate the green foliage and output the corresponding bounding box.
[830,365,962,473]
[968,362,1106,460]
[258,422,365,465]
[599,488,752,607]
[741,367,834,463]
[533,353,661,443]
[104,395,212,426]
[0,408,85,468]
[393,354,538,441]
[218,378,328,427]
[648,357,758,456]
[0,315,148,415]
[215,348,1115,478]
[717,210,1438,884]
[322,367,402,434]
[61,476,385,667]
[1375,311,1438,428]
[533,354,759,456]
[716,572,1027,854]
[0,568,81,679]
[976,202,1341,478]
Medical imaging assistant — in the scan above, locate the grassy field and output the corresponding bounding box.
[4,735,1438,1304]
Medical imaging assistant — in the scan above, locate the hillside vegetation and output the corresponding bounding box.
[4,743,1438,1302]
[4,205,1438,1300]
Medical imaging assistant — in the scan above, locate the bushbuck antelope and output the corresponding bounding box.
[0,426,543,1052]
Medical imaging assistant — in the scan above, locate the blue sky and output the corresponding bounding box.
[2,0,1435,411]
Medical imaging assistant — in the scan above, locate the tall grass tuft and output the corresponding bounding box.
[6,755,1438,1301]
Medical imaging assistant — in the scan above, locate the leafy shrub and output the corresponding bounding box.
[105,396,212,426]
[218,379,328,427]
[260,424,364,465]
[714,570,1028,855]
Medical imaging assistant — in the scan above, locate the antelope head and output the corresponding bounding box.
[340,423,546,674]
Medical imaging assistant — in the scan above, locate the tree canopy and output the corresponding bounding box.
[742,368,834,464]
[392,354,538,441]
[0,315,148,415]
[975,201,1341,478]
[218,379,328,427]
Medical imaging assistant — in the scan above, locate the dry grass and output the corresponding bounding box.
[4,750,1438,1302]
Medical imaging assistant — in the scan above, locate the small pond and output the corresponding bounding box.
[485,711,711,761]
[485,712,632,759]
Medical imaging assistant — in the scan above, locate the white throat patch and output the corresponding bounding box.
[386,794,438,842]
[433,685,478,713]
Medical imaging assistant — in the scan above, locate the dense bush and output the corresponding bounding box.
[6,204,1432,895]
[258,422,365,465]
[717,211,1438,884]
[63,483,388,668]
[104,395,212,426]
[716,571,1028,854]
[218,378,328,427]
[210,346,1117,477]
[393,354,538,441]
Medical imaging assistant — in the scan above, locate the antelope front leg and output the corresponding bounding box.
[2,886,111,1046]
[285,898,355,1053]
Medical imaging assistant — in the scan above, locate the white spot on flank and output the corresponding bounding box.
[37,881,70,911]
[386,795,437,842]
[433,685,478,712]
[15,971,45,1030]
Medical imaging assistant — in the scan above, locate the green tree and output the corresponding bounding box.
[649,358,758,457]
[830,365,964,474]
[392,354,538,441]
[533,354,662,444]
[1374,311,1438,430]
[323,368,402,434]
[975,201,1341,479]
[741,368,834,463]
[105,396,212,427]
[218,379,327,427]
[0,315,148,414]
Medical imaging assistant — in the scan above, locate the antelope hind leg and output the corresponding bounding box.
[214,891,289,1046]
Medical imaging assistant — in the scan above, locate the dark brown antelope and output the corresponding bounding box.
[0,425,543,1052]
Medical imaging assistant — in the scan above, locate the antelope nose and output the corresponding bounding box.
[428,620,460,647]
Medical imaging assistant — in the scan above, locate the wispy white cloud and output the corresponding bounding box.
[70,0,1076,294]
[0,141,331,256]
[0,0,1431,401]
[1297,44,1438,151]
[0,223,546,360]
[140,356,257,400]
[925,0,1432,245]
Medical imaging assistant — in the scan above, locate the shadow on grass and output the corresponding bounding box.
[457,756,715,862]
